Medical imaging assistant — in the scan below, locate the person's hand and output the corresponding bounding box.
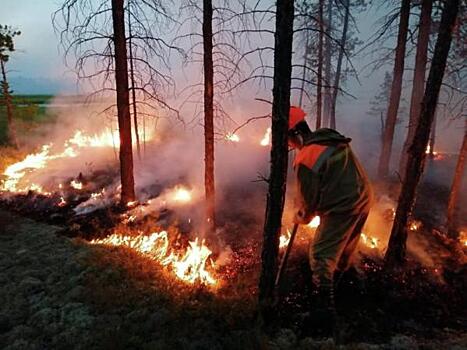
[293,209,311,225]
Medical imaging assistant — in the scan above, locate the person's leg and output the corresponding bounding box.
[336,212,369,274]
[308,213,362,338]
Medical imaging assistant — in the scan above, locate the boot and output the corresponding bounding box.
[309,285,337,339]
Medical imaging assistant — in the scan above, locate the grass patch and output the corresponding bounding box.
[0,94,57,145]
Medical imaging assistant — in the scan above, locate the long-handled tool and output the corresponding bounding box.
[275,223,299,289]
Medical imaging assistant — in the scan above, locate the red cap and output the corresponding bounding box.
[289,106,306,130]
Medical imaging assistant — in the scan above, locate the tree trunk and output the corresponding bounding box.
[203,0,215,234]
[399,0,432,174]
[385,0,460,267]
[329,0,350,129]
[111,0,136,206]
[447,120,467,236]
[258,0,294,314]
[0,60,18,148]
[128,2,141,160]
[322,0,333,128]
[298,34,309,108]
[429,110,436,157]
[377,0,411,178]
[316,0,324,129]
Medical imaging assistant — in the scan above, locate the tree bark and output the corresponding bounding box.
[399,0,432,174]
[377,0,411,178]
[128,2,141,160]
[316,0,324,129]
[322,0,333,128]
[111,0,136,206]
[258,0,294,315]
[203,0,215,234]
[0,60,18,148]
[329,0,350,129]
[429,110,436,157]
[298,34,309,108]
[447,120,467,236]
[385,0,460,267]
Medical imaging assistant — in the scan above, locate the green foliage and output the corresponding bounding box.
[0,25,21,63]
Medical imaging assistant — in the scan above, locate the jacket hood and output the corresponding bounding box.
[305,128,352,145]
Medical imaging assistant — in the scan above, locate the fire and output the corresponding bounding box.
[409,220,421,231]
[308,216,321,228]
[226,133,240,142]
[260,128,272,146]
[0,128,154,195]
[90,231,217,285]
[425,145,439,156]
[170,187,192,203]
[70,180,83,190]
[459,231,467,247]
[279,229,291,248]
[360,232,380,249]
[58,196,67,207]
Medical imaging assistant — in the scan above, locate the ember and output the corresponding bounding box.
[90,231,217,285]
[70,180,83,190]
[360,232,380,249]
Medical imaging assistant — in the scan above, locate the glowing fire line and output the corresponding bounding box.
[90,231,217,285]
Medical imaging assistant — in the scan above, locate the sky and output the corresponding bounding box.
[0,0,464,155]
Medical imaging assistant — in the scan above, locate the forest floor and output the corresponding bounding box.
[0,190,466,350]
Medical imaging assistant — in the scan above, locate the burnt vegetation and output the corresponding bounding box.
[0,0,466,348]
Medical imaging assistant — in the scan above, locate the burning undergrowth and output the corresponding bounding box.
[0,104,466,344]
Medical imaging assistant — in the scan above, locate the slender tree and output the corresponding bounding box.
[329,0,350,129]
[111,0,136,206]
[385,0,460,267]
[377,0,411,178]
[258,0,295,314]
[0,25,20,148]
[447,120,467,236]
[428,111,436,157]
[322,0,333,127]
[399,0,433,175]
[316,0,324,129]
[127,2,141,160]
[203,0,215,234]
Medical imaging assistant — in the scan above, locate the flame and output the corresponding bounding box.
[170,187,192,203]
[226,133,240,142]
[279,229,291,248]
[1,129,153,195]
[90,231,217,285]
[70,180,83,190]
[58,196,67,207]
[459,231,467,247]
[308,216,321,228]
[260,128,271,146]
[409,220,421,231]
[279,216,321,249]
[360,232,379,249]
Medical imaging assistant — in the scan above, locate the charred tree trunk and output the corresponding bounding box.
[128,2,141,160]
[316,0,324,129]
[258,0,294,314]
[385,0,460,267]
[377,0,411,178]
[323,0,333,128]
[0,60,18,148]
[399,0,432,174]
[329,0,349,129]
[447,120,467,236]
[203,0,215,234]
[111,0,136,206]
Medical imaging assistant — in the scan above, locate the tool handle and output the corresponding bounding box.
[275,223,299,288]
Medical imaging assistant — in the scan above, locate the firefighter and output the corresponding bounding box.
[288,106,373,337]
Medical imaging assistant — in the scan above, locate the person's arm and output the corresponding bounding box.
[294,164,321,224]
